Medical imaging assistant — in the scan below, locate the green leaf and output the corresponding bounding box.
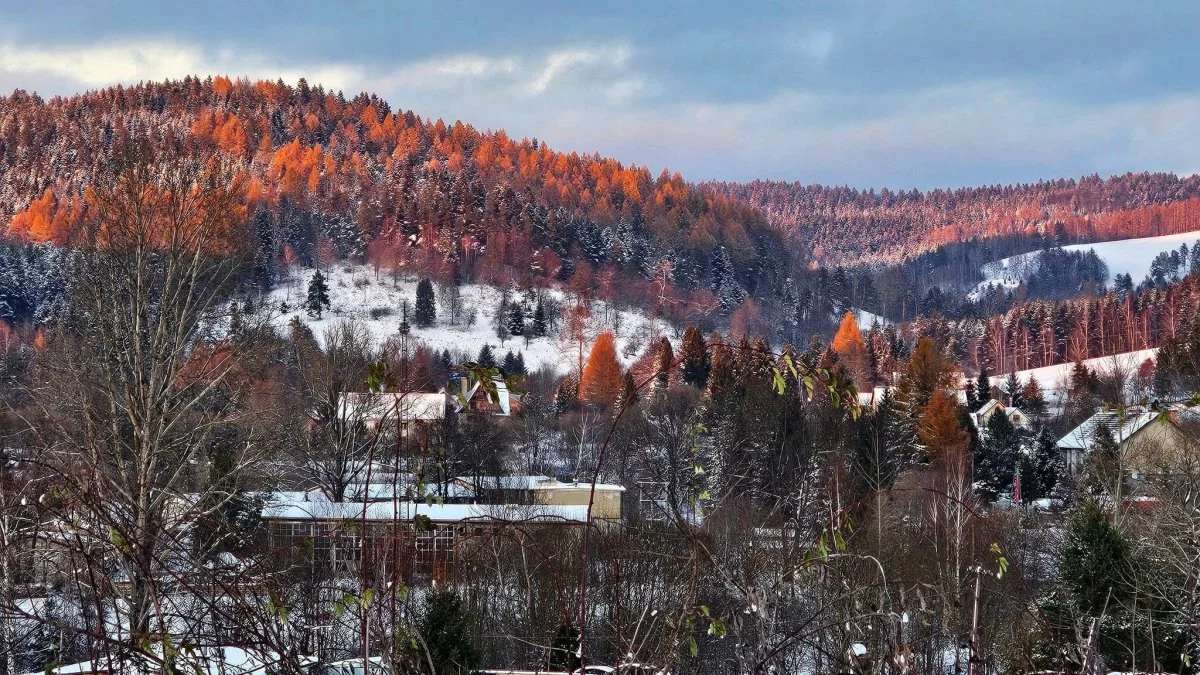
[772,368,786,395]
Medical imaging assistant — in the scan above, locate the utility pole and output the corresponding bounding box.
[967,565,983,675]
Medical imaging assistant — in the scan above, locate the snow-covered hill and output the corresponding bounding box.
[969,231,1200,300]
[982,348,1158,408]
[261,265,674,374]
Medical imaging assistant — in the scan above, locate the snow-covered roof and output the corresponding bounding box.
[30,647,314,675]
[1057,408,1162,451]
[453,475,626,493]
[261,498,594,523]
[336,391,446,424]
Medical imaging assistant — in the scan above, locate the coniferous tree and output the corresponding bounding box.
[1061,501,1132,616]
[654,336,674,390]
[974,365,992,410]
[305,270,331,319]
[1003,371,1024,408]
[1020,375,1047,418]
[977,407,1021,501]
[532,297,548,337]
[418,589,478,674]
[679,325,711,389]
[502,350,517,374]
[616,370,639,411]
[964,379,979,413]
[580,330,623,407]
[506,301,525,336]
[477,344,496,369]
[414,278,436,327]
[1022,426,1061,500]
[918,390,969,462]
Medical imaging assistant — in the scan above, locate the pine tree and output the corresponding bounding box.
[546,622,582,672]
[418,589,478,674]
[506,301,525,336]
[305,270,331,319]
[532,297,548,337]
[679,325,711,389]
[477,344,496,368]
[1022,426,1060,501]
[974,366,991,410]
[1061,501,1132,616]
[502,350,517,374]
[901,337,954,409]
[616,370,639,410]
[580,330,623,407]
[964,379,979,412]
[1020,375,1047,418]
[831,310,865,354]
[1003,371,1023,408]
[414,278,436,327]
[977,407,1021,501]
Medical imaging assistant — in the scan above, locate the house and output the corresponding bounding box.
[1056,406,1199,476]
[261,497,605,581]
[335,391,446,431]
[969,399,1032,432]
[856,386,893,409]
[447,373,520,416]
[451,475,626,520]
[260,475,624,580]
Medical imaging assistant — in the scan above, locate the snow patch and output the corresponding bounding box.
[260,265,674,374]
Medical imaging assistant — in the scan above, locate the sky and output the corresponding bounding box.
[2,1,1199,190]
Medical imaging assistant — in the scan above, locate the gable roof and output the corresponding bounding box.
[1057,408,1161,451]
[336,391,446,424]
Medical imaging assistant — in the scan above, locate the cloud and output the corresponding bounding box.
[527,44,631,94]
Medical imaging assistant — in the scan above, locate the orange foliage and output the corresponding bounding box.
[918,390,969,461]
[831,311,865,355]
[580,330,622,407]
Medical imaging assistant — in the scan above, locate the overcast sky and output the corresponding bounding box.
[2,1,1199,189]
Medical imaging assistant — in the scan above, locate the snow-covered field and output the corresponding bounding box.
[983,348,1158,405]
[852,307,891,330]
[261,265,675,373]
[969,231,1200,300]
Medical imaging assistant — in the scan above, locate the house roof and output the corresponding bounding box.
[336,391,446,423]
[452,475,626,493]
[1057,408,1161,451]
[261,498,595,523]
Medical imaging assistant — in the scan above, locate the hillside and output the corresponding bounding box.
[0,77,785,319]
[265,263,672,374]
[706,176,1200,266]
[969,231,1200,300]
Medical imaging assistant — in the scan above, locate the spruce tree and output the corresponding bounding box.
[1003,371,1023,408]
[414,278,436,327]
[532,297,548,337]
[1061,501,1132,615]
[477,344,496,369]
[974,366,991,410]
[305,270,331,319]
[1022,426,1060,500]
[506,301,525,336]
[977,408,1021,501]
[418,589,478,674]
[502,350,517,374]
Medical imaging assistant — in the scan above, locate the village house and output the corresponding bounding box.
[259,475,624,580]
[968,398,1033,433]
[1056,406,1199,476]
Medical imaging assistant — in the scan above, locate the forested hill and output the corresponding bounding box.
[705,175,1200,266]
[0,76,784,317]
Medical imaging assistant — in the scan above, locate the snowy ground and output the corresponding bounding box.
[852,307,891,330]
[968,231,1200,300]
[261,264,675,374]
[982,348,1158,407]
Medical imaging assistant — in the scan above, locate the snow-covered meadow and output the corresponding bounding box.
[969,230,1200,300]
[261,264,675,373]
